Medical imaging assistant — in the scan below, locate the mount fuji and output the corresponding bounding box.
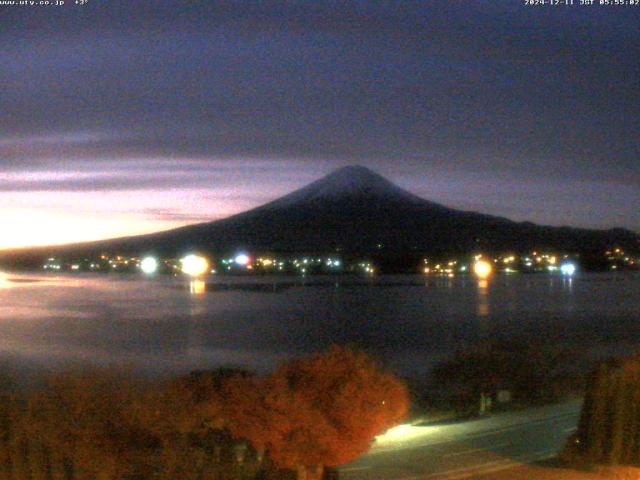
[1,166,638,266]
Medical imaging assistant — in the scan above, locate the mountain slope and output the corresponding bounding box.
[1,166,639,263]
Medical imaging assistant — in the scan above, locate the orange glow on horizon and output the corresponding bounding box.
[0,208,182,250]
[0,185,266,251]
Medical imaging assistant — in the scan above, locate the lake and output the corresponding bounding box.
[0,271,639,380]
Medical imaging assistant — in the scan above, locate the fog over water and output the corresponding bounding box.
[0,272,638,379]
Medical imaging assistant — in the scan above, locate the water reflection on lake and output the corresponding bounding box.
[189,279,206,295]
[0,271,639,378]
[476,279,490,317]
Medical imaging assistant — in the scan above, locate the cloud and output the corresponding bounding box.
[0,155,321,194]
[0,1,637,235]
[140,208,216,223]
[2,2,638,176]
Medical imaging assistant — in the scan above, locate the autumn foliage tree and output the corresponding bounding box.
[222,346,410,480]
[1,369,243,480]
[129,370,230,479]
[21,370,154,479]
[0,348,408,480]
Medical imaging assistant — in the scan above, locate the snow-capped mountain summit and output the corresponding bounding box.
[260,165,425,209]
[280,165,419,202]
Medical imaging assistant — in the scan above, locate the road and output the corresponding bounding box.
[340,399,582,480]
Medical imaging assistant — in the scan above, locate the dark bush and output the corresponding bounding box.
[427,340,583,414]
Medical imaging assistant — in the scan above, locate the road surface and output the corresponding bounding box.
[340,399,582,480]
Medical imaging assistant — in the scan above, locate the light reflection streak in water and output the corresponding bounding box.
[189,279,206,295]
[562,277,574,293]
[477,279,490,317]
[0,271,76,289]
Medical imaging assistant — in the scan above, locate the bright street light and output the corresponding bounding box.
[234,253,250,265]
[180,254,209,277]
[473,260,492,279]
[560,262,576,276]
[140,256,158,274]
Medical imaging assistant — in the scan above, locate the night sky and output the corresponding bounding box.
[1,1,639,249]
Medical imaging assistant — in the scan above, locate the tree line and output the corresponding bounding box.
[0,346,409,480]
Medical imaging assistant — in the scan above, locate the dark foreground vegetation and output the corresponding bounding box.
[413,341,586,421]
[0,346,409,480]
[561,354,640,469]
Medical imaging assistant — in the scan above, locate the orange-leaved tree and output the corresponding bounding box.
[23,370,148,479]
[222,346,410,480]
